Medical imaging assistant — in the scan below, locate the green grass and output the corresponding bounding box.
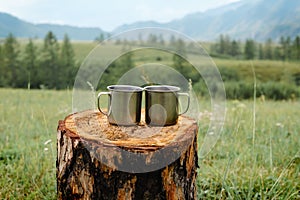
[72,41,98,63]
[197,100,300,199]
[70,42,300,85]
[212,59,300,83]
[0,88,299,199]
[0,89,72,199]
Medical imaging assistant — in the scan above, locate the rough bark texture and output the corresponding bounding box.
[57,110,198,200]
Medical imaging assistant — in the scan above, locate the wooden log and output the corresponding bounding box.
[57,109,198,200]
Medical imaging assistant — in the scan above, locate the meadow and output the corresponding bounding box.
[0,88,299,199]
[0,39,299,199]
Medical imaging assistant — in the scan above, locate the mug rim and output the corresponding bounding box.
[144,85,180,92]
[107,85,143,92]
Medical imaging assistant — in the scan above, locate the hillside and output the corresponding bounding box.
[1,0,300,41]
[113,0,300,41]
[0,12,106,40]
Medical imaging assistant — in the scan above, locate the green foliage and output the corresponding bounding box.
[21,38,38,89]
[264,38,274,60]
[292,36,300,60]
[1,33,20,87]
[219,67,240,82]
[98,50,134,90]
[0,33,299,101]
[211,34,300,61]
[211,35,243,58]
[59,34,76,88]
[222,81,300,100]
[94,33,111,43]
[279,36,292,61]
[0,44,4,86]
[172,38,201,83]
[0,32,77,89]
[258,81,300,100]
[230,40,242,57]
[293,72,300,86]
[224,81,254,100]
[39,31,60,89]
[244,39,256,60]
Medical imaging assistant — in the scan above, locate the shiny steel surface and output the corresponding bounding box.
[98,85,143,126]
[145,85,190,126]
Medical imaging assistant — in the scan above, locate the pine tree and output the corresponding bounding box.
[285,36,292,60]
[60,34,76,88]
[169,35,176,48]
[244,39,256,60]
[172,38,198,83]
[274,46,282,60]
[264,38,273,60]
[3,33,20,87]
[258,43,264,60]
[279,36,292,61]
[39,31,60,89]
[172,38,187,73]
[218,34,231,55]
[230,40,241,57]
[159,34,165,46]
[279,36,286,60]
[95,33,105,43]
[98,51,134,89]
[22,38,38,89]
[0,44,4,86]
[219,34,226,54]
[147,34,158,45]
[293,35,300,60]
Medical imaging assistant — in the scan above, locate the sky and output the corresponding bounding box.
[0,0,240,32]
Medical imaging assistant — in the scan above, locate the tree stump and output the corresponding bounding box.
[57,110,198,200]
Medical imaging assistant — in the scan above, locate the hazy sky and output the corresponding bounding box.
[0,0,240,31]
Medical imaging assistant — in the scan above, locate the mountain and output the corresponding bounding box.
[1,0,300,41]
[113,0,300,41]
[0,12,106,40]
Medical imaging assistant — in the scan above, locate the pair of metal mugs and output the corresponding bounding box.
[97,85,190,126]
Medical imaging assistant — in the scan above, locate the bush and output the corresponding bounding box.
[258,81,300,100]
[224,81,254,100]
[194,80,299,100]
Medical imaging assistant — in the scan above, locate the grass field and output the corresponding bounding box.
[0,88,299,199]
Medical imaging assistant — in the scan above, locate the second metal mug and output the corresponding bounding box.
[144,85,190,126]
[97,85,143,126]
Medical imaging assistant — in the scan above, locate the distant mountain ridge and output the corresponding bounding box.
[113,0,300,41]
[0,12,106,40]
[1,0,300,41]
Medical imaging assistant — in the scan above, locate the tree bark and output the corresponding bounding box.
[57,110,198,200]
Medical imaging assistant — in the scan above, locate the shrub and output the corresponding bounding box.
[258,81,300,100]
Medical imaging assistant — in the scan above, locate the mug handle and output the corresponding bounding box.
[178,92,190,116]
[97,92,111,116]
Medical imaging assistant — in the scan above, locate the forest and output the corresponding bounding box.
[0,32,299,100]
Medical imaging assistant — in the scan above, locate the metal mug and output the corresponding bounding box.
[144,85,190,126]
[97,85,143,126]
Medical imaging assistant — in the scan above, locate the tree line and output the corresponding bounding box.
[211,34,300,60]
[0,32,77,89]
[0,32,299,100]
